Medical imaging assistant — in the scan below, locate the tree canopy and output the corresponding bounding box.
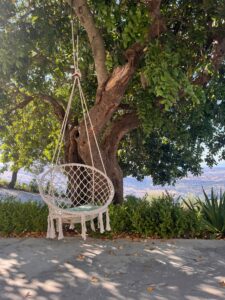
[0,0,225,201]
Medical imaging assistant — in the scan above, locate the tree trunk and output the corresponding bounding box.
[8,170,18,189]
[52,0,166,205]
[106,158,124,204]
[64,128,124,204]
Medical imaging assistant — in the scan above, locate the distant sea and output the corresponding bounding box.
[1,164,225,198]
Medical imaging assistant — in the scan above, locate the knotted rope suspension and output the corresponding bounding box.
[38,18,114,241]
[51,19,106,174]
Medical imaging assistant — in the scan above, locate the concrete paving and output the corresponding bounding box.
[0,238,225,300]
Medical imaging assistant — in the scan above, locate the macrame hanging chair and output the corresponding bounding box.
[38,20,114,240]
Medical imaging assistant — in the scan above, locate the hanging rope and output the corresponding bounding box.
[38,16,115,241]
[51,19,106,175]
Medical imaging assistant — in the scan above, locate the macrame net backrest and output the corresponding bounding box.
[38,20,114,214]
[39,163,114,214]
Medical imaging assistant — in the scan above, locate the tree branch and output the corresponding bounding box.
[37,94,65,122]
[141,0,167,39]
[5,95,34,116]
[193,36,225,86]
[103,112,140,157]
[66,0,108,87]
[76,0,165,162]
[5,89,65,123]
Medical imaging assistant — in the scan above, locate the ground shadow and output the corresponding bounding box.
[0,238,225,299]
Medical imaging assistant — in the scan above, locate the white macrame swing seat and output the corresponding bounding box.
[38,20,114,240]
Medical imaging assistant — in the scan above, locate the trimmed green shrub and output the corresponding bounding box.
[0,197,48,236]
[0,194,204,238]
[110,193,202,238]
[28,179,39,193]
[15,180,39,193]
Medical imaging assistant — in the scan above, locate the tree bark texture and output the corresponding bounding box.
[61,0,167,203]
[8,170,18,189]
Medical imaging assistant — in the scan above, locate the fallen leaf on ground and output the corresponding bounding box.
[76,254,85,261]
[219,281,225,287]
[25,292,31,298]
[194,256,203,262]
[91,276,99,283]
[147,286,155,293]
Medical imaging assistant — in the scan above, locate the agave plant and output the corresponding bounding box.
[197,188,225,236]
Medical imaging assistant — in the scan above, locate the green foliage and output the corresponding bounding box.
[121,7,149,48]
[15,179,39,193]
[0,194,204,238]
[0,178,9,187]
[28,178,39,193]
[143,43,203,112]
[0,198,48,236]
[119,130,204,184]
[0,177,40,192]
[184,188,225,236]
[0,0,225,187]
[0,100,59,173]
[110,194,202,238]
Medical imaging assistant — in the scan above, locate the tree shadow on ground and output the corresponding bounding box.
[0,238,225,300]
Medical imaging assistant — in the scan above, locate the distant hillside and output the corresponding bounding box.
[1,164,225,199]
[124,167,225,198]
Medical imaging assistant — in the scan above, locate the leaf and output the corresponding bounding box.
[219,281,225,287]
[76,254,85,261]
[24,292,31,298]
[91,276,99,283]
[147,286,155,293]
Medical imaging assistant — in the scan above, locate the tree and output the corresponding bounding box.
[0,0,225,203]
[0,99,59,186]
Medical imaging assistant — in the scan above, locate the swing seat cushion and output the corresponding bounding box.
[65,204,99,212]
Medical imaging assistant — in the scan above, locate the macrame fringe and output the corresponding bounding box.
[98,212,104,233]
[106,209,111,231]
[56,218,59,232]
[81,215,87,240]
[97,218,100,229]
[46,215,51,238]
[69,220,75,230]
[50,216,56,239]
[58,217,64,240]
[90,219,96,231]
[47,211,111,240]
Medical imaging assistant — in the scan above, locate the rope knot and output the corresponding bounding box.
[72,68,81,79]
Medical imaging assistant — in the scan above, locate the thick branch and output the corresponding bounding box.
[6,92,65,122]
[103,112,140,157]
[67,0,108,87]
[37,94,65,122]
[76,0,165,163]
[7,96,34,115]
[141,0,166,39]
